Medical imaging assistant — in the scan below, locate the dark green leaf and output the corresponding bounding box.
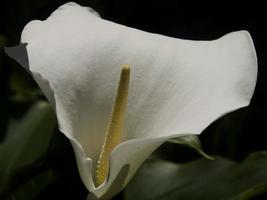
[0,101,56,194]
[3,170,57,200]
[0,34,7,47]
[125,151,267,200]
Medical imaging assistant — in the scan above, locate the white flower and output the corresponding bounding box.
[6,2,257,199]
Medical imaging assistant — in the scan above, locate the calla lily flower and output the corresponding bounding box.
[6,2,257,200]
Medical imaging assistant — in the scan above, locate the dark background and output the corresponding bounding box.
[0,0,266,199]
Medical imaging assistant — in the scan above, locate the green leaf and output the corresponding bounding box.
[124,151,267,200]
[0,34,7,47]
[0,101,56,194]
[2,170,56,200]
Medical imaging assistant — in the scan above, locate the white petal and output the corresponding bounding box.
[6,2,257,199]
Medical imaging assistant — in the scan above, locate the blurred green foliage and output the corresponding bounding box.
[0,101,56,199]
[1,0,267,200]
[125,152,267,200]
[3,170,56,200]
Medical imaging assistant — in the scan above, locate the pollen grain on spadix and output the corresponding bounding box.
[95,64,131,187]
